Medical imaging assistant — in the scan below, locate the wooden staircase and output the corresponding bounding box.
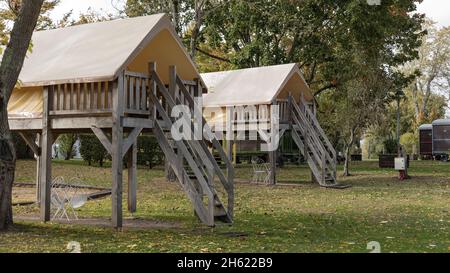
[290,95,343,188]
[148,68,234,226]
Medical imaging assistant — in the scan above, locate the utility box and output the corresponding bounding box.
[394,157,406,170]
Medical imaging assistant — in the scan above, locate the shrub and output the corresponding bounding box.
[137,136,163,168]
[400,133,418,155]
[383,139,398,154]
[79,134,108,166]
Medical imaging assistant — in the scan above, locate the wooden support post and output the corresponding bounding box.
[226,107,233,163]
[169,65,177,101]
[169,65,184,179]
[164,135,177,182]
[194,78,201,98]
[40,87,53,221]
[268,101,277,185]
[111,72,124,229]
[232,142,237,164]
[35,133,41,204]
[127,141,137,213]
[165,156,176,182]
[149,61,157,120]
[269,149,277,185]
[311,171,318,184]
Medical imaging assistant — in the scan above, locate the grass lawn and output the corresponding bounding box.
[1,159,449,253]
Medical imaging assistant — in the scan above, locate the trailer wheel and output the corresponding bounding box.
[441,154,449,162]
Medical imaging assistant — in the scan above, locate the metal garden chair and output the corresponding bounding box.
[51,176,70,220]
[51,177,88,221]
[251,157,271,184]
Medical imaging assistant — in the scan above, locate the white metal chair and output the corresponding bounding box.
[66,178,88,220]
[51,177,70,220]
[51,177,88,221]
[251,157,271,184]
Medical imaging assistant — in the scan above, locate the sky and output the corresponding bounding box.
[51,0,123,20]
[51,0,450,27]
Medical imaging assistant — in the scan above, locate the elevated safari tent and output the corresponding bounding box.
[201,64,340,187]
[8,14,234,228]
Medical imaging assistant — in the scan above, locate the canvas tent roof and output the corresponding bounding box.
[201,63,311,107]
[7,14,199,87]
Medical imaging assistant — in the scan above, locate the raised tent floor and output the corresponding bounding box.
[8,14,234,228]
[201,64,342,187]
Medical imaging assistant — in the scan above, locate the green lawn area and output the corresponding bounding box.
[1,159,449,253]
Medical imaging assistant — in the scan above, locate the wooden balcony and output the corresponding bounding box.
[9,70,203,132]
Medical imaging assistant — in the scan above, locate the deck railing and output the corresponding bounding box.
[124,71,151,116]
[48,71,202,118]
[49,81,113,115]
[276,99,290,124]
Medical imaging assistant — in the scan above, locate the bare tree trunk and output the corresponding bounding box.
[189,18,201,58]
[411,81,420,122]
[0,0,44,230]
[171,0,181,34]
[0,105,16,230]
[63,135,77,160]
[189,0,206,59]
[343,127,356,177]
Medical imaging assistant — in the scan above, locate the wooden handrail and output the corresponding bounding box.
[300,96,337,160]
[149,71,215,203]
[150,69,233,220]
[175,75,234,218]
[176,76,234,190]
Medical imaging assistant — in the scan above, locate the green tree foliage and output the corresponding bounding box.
[137,136,164,168]
[400,132,417,155]
[79,135,109,167]
[0,0,60,31]
[402,22,450,124]
[57,134,78,160]
[383,138,399,154]
[125,0,185,34]
[202,0,424,92]
[125,0,224,58]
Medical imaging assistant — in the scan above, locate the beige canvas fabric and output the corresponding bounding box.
[7,14,201,118]
[201,63,312,107]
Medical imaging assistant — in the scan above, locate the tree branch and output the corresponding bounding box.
[195,47,232,63]
[313,83,337,97]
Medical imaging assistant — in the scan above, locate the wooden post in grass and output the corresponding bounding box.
[127,141,137,213]
[40,87,53,221]
[111,72,125,228]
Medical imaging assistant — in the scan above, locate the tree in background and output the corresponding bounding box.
[0,0,59,30]
[79,135,109,167]
[320,58,400,176]
[125,0,224,58]
[0,0,45,230]
[201,0,424,94]
[57,134,78,160]
[137,136,164,169]
[402,22,450,124]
